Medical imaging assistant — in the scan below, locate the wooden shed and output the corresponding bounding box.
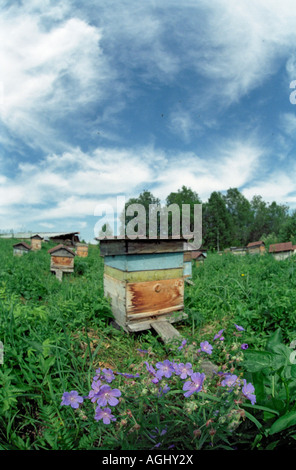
[76,243,88,257]
[48,244,76,280]
[99,238,188,343]
[30,234,43,251]
[269,242,294,260]
[247,241,266,255]
[13,242,31,256]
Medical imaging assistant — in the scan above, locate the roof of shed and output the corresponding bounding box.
[48,244,76,256]
[269,242,294,253]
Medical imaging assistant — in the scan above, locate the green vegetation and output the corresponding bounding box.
[1,239,296,450]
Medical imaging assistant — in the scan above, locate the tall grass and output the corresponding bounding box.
[1,240,296,449]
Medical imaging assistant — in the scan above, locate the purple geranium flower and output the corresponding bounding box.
[96,384,121,407]
[88,380,102,403]
[183,372,205,397]
[178,339,187,350]
[214,329,224,340]
[175,362,193,379]
[200,341,213,355]
[61,391,84,409]
[94,407,116,424]
[221,374,238,388]
[234,324,245,332]
[116,371,140,378]
[102,368,115,383]
[242,379,256,405]
[155,359,174,379]
[241,343,248,350]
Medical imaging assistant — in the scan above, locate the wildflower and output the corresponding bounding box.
[94,407,116,424]
[234,324,244,332]
[155,359,174,379]
[175,362,193,379]
[93,368,102,381]
[88,380,102,403]
[116,371,140,378]
[61,391,84,409]
[241,343,248,350]
[200,341,213,355]
[221,374,238,388]
[183,372,205,397]
[241,273,245,277]
[144,361,160,383]
[102,368,115,383]
[158,384,170,396]
[242,379,256,405]
[178,339,187,350]
[214,329,224,340]
[96,384,121,407]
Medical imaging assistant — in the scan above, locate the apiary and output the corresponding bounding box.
[48,244,76,280]
[99,238,189,342]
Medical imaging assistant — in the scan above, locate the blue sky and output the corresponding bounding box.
[1,0,296,242]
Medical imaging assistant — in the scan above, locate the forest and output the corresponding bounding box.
[119,186,295,251]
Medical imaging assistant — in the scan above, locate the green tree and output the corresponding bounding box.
[120,190,161,237]
[203,191,232,251]
[166,186,202,237]
[223,188,253,246]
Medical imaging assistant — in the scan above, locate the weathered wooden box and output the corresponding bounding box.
[48,244,76,280]
[30,234,43,251]
[13,242,31,256]
[99,238,189,337]
[76,243,88,257]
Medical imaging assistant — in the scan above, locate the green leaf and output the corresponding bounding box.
[269,411,296,435]
[266,328,283,353]
[243,350,274,372]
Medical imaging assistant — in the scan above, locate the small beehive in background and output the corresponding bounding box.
[30,234,43,251]
[48,244,76,281]
[76,243,88,257]
[247,241,266,255]
[13,242,31,256]
[183,250,193,278]
[99,238,188,343]
[192,251,206,266]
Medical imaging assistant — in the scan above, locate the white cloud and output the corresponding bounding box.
[0,6,110,151]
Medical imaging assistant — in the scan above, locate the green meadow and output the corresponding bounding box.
[1,238,296,450]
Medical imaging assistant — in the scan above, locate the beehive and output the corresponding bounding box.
[76,243,88,257]
[30,234,43,251]
[13,242,31,256]
[48,244,76,280]
[99,238,189,340]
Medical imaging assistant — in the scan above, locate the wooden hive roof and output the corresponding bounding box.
[13,242,31,250]
[48,244,76,256]
[269,242,294,253]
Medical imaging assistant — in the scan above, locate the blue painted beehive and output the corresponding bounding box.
[99,238,189,336]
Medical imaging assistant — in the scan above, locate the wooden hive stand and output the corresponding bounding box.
[48,244,76,281]
[98,237,190,343]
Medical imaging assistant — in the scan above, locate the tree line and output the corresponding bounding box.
[117,186,296,251]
